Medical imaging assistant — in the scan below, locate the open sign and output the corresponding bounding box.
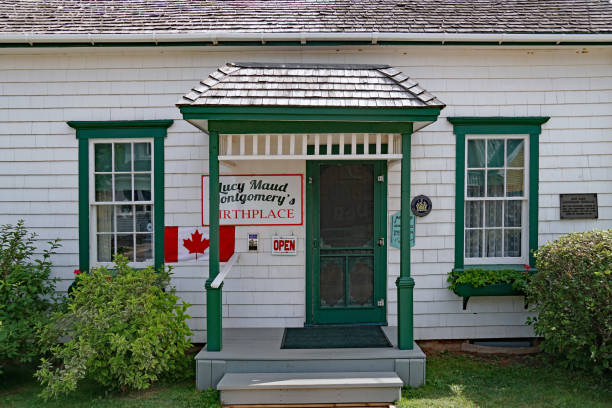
[272,236,297,255]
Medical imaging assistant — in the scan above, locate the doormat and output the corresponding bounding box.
[281,326,392,349]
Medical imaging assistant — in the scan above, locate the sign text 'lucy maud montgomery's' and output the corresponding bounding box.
[202,174,303,226]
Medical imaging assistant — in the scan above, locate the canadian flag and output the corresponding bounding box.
[164,226,235,263]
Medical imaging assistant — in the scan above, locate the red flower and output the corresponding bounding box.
[524,264,531,271]
[107,277,112,282]
[73,269,81,275]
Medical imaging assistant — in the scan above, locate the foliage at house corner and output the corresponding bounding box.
[447,267,532,293]
[0,220,61,375]
[35,256,193,400]
[526,229,612,374]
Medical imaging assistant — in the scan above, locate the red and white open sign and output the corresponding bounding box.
[272,236,297,255]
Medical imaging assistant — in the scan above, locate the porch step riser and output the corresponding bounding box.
[197,358,425,390]
[220,387,401,405]
[226,359,395,373]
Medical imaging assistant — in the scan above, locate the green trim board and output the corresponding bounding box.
[448,116,549,274]
[306,160,388,325]
[208,120,416,134]
[68,120,172,271]
[181,106,442,123]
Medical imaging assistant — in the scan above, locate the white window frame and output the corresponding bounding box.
[89,138,155,268]
[464,134,529,265]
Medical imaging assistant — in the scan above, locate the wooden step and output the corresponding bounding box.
[217,372,403,406]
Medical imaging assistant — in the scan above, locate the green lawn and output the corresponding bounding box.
[1,352,610,408]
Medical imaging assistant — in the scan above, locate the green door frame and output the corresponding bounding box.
[306,160,388,325]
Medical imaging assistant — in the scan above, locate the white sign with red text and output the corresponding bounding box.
[202,174,303,226]
[272,236,297,255]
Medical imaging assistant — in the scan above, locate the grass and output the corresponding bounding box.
[0,362,220,408]
[399,352,612,408]
[1,352,610,408]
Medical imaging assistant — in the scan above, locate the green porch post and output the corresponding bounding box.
[396,130,415,350]
[206,131,222,351]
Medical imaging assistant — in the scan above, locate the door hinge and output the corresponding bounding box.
[377,237,385,246]
[313,238,319,248]
[377,175,385,182]
[308,177,313,184]
[377,298,385,307]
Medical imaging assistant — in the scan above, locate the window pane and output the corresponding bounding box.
[134,143,152,171]
[487,169,504,197]
[97,234,114,262]
[114,143,132,172]
[96,205,114,233]
[136,205,153,232]
[467,139,485,168]
[486,229,503,257]
[465,201,483,228]
[467,170,485,197]
[116,205,134,232]
[94,144,112,172]
[504,230,522,257]
[115,174,132,201]
[95,174,112,202]
[507,139,524,167]
[134,174,152,201]
[487,139,504,167]
[136,234,153,262]
[117,234,134,261]
[505,200,522,227]
[465,229,483,258]
[485,201,503,227]
[506,169,524,197]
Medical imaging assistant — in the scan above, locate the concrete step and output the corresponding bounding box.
[217,371,403,406]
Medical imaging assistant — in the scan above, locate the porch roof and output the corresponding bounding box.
[177,62,445,109]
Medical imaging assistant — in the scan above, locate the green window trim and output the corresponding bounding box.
[448,117,549,270]
[68,120,173,271]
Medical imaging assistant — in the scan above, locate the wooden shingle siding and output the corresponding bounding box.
[0,46,610,342]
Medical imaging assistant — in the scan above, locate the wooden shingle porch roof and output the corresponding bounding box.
[177,62,445,109]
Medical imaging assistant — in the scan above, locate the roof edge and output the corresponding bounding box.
[2,32,612,46]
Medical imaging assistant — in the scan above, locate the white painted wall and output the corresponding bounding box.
[0,45,610,342]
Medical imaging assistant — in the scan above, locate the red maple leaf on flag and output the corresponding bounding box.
[183,229,210,260]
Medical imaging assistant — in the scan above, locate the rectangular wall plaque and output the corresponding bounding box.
[389,211,415,248]
[560,193,598,219]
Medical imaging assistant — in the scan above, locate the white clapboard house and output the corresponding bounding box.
[1,0,611,404]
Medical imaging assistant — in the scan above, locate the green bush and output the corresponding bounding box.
[0,220,61,374]
[35,256,193,400]
[526,229,612,374]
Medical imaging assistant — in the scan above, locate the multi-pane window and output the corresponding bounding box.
[92,141,154,264]
[464,136,527,262]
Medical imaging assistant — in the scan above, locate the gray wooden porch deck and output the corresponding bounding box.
[195,327,426,390]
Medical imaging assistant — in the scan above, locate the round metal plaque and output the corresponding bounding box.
[410,195,432,217]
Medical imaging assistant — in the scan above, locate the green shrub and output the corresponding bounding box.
[526,229,612,374]
[0,220,61,374]
[35,256,192,400]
